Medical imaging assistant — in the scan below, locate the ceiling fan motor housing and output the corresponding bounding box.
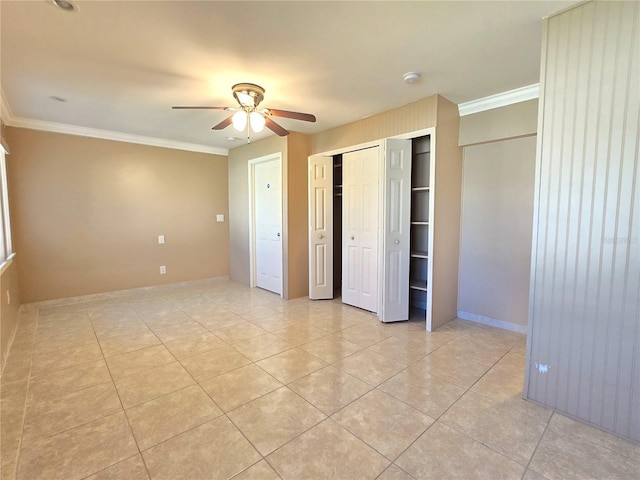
[232,83,265,108]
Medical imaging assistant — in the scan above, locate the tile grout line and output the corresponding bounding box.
[10,307,39,480]
[375,463,417,480]
[520,411,555,479]
[92,302,153,480]
[374,345,523,471]
[434,344,542,469]
[88,297,236,478]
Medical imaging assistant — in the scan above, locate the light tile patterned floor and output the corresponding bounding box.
[1,280,639,480]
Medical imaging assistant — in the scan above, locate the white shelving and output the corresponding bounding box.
[409,135,431,310]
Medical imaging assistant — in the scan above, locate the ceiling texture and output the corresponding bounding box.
[1,0,576,153]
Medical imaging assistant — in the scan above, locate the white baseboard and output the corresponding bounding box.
[25,276,231,308]
[457,310,528,334]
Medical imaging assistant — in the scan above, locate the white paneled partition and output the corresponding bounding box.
[526,1,639,441]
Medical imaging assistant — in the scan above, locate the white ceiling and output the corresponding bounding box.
[1,0,576,153]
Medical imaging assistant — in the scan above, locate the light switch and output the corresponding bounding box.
[216,214,224,222]
[159,265,166,274]
[158,235,165,244]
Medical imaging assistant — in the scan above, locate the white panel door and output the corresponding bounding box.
[254,158,282,294]
[381,139,412,322]
[308,156,333,299]
[343,147,380,312]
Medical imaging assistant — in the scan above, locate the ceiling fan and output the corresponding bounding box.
[172,83,316,142]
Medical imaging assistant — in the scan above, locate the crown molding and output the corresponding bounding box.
[0,89,227,156]
[458,84,539,117]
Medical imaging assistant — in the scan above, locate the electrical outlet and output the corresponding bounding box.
[216,214,224,222]
[159,265,166,274]
[158,235,165,245]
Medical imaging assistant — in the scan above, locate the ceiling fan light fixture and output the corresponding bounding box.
[249,111,266,133]
[235,91,255,108]
[232,83,265,108]
[232,110,247,131]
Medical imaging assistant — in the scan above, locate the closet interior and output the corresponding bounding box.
[332,154,342,296]
[409,135,430,315]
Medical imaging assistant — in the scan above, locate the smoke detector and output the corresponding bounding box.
[403,72,421,84]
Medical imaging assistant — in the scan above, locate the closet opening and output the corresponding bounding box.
[309,131,441,326]
[332,154,343,298]
[309,124,460,330]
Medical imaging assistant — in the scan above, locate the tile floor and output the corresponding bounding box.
[1,280,639,480]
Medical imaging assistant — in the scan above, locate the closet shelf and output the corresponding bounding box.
[411,251,429,259]
[410,221,429,226]
[409,279,428,291]
[411,186,430,192]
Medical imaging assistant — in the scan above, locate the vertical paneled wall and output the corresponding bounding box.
[526,1,639,441]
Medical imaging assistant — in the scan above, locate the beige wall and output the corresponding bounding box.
[457,101,538,330]
[285,132,311,299]
[459,99,538,146]
[1,257,21,373]
[6,128,229,303]
[459,136,536,328]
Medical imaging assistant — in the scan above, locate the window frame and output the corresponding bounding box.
[0,143,13,267]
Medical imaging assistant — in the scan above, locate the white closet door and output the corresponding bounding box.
[308,156,333,299]
[381,139,412,322]
[343,147,380,312]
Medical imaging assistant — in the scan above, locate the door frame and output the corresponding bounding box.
[248,153,284,297]
[307,127,435,319]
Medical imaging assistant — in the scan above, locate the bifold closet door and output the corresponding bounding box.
[342,147,380,313]
[308,156,333,300]
[381,138,412,322]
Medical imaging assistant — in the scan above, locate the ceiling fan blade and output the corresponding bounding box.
[265,108,316,122]
[172,106,230,110]
[265,117,289,136]
[212,115,234,130]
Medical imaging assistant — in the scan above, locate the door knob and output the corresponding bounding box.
[351,236,355,240]
[394,239,400,245]
[318,234,324,239]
